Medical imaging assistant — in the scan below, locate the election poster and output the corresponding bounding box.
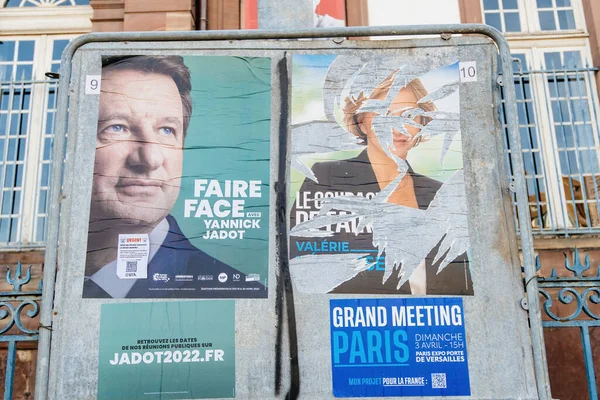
[330,298,470,397]
[97,301,235,399]
[83,55,270,299]
[289,54,473,295]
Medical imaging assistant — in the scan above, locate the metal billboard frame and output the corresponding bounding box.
[34,24,551,400]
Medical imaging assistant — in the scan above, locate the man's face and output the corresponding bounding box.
[91,68,184,229]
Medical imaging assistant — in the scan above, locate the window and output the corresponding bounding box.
[502,47,600,234]
[0,40,35,243]
[542,50,600,229]
[502,53,550,230]
[0,0,90,248]
[536,0,576,31]
[483,0,522,32]
[0,37,70,246]
[482,0,584,33]
[485,0,596,235]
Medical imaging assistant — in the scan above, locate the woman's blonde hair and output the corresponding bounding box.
[343,73,436,144]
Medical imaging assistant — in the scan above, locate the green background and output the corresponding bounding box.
[173,56,271,280]
[98,301,235,400]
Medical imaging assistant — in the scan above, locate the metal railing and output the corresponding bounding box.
[503,63,600,237]
[1,66,594,245]
[537,248,600,400]
[0,261,41,400]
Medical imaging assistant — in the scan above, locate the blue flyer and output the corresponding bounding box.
[329,298,470,397]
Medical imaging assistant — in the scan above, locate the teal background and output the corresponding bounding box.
[174,56,271,280]
[98,301,235,400]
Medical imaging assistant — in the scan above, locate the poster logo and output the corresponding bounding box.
[152,273,169,283]
[175,275,194,282]
[245,274,260,282]
[218,273,228,283]
[329,298,470,397]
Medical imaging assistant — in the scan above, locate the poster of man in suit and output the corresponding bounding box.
[83,55,270,299]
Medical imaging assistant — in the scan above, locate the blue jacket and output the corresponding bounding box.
[83,215,266,298]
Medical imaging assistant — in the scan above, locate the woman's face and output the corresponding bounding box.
[360,87,422,161]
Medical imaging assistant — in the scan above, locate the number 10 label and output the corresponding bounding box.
[459,61,477,82]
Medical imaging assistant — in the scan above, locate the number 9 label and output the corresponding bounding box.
[86,75,101,94]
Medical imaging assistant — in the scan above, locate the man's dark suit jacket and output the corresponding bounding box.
[83,215,266,298]
[290,150,473,295]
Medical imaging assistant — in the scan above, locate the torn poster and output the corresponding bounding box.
[289,54,474,295]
